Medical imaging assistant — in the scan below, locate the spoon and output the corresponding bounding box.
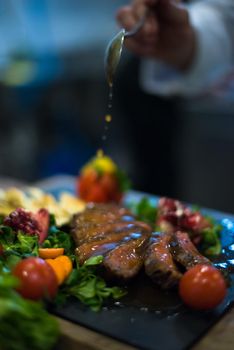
[104,14,147,87]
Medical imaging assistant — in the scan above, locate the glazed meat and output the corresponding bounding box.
[103,231,150,279]
[77,224,150,264]
[72,203,151,279]
[170,231,211,270]
[71,203,211,287]
[144,232,182,289]
[72,203,137,246]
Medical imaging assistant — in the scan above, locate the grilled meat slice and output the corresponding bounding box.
[76,226,150,264]
[71,203,211,287]
[103,231,150,279]
[71,203,134,246]
[145,232,182,289]
[72,203,151,279]
[170,231,211,270]
[74,220,151,246]
[74,203,132,225]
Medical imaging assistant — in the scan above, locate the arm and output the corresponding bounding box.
[117,0,234,96]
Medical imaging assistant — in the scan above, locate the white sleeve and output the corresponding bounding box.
[140,1,233,96]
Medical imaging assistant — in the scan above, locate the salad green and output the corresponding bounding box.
[129,197,157,227]
[0,213,126,313]
[200,224,222,256]
[41,215,74,256]
[0,263,59,350]
[57,256,126,311]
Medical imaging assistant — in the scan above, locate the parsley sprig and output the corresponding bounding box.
[42,215,74,256]
[128,197,157,227]
[57,256,127,311]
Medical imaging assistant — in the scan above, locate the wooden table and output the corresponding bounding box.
[56,305,234,350]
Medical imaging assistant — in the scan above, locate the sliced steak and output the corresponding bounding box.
[76,227,150,264]
[74,220,150,246]
[145,232,182,289]
[103,231,150,279]
[74,203,132,225]
[71,203,211,285]
[71,204,134,246]
[170,231,211,270]
[72,203,151,279]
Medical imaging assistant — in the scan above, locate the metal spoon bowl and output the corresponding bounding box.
[104,14,147,87]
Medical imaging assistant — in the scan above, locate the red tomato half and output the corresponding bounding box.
[100,173,118,194]
[85,183,108,203]
[179,265,227,310]
[13,257,58,301]
[77,171,122,203]
[77,169,98,198]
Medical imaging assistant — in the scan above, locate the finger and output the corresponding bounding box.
[116,6,137,31]
[129,0,159,39]
[125,30,158,50]
[142,12,158,37]
[125,34,158,48]
[157,0,189,24]
[145,0,159,7]
[116,5,158,39]
[125,39,158,57]
[132,0,148,20]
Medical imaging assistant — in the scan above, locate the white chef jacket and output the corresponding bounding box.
[140,0,234,96]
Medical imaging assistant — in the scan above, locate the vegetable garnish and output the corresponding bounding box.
[56,256,127,312]
[39,247,64,259]
[41,214,75,256]
[77,154,131,203]
[129,197,158,227]
[179,265,227,310]
[46,255,73,285]
[0,225,39,260]
[13,257,58,301]
[0,208,127,312]
[3,207,49,244]
[0,264,59,350]
[200,222,222,256]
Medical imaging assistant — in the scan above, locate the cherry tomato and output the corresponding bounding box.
[179,265,227,310]
[78,169,122,203]
[85,183,108,203]
[100,173,118,194]
[13,257,58,301]
[77,169,98,198]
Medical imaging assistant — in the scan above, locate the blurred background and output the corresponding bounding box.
[1,0,234,213]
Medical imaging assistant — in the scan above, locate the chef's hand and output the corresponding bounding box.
[116,0,196,70]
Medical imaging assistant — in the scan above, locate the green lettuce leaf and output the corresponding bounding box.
[57,256,126,311]
[200,224,222,256]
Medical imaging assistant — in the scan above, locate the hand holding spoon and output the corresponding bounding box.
[104,13,147,86]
